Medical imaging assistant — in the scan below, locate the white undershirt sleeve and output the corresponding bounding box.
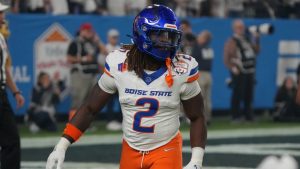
[180,81,201,100]
[98,73,117,94]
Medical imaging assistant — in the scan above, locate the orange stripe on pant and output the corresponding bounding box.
[119,132,182,169]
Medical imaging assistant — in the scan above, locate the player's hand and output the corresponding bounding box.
[81,55,94,62]
[93,33,102,44]
[231,66,240,75]
[46,148,66,169]
[46,137,71,169]
[183,161,202,169]
[15,94,25,109]
[184,147,204,169]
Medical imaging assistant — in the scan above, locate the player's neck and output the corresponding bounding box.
[143,55,164,71]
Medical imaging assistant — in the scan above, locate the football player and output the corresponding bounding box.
[46,4,206,169]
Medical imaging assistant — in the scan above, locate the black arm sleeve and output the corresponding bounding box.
[67,41,78,56]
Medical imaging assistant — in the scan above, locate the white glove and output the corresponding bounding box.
[46,137,71,169]
[183,161,202,169]
[183,147,204,169]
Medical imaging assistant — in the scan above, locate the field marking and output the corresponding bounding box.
[21,127,300,148]
[183,143,300,156]
[21,162,251,169]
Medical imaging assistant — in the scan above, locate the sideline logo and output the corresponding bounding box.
[34,23,72,87]
[277,40,300,86]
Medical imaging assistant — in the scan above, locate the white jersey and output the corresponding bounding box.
[98,49,201,151]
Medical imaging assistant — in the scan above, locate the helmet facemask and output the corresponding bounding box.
[142,26,181,61]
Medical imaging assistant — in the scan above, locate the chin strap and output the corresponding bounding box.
[165,57,173,88]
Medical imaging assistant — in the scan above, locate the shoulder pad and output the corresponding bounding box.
[172,54,199,83]
[104,49,127,77]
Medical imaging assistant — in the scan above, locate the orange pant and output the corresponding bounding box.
[119,132,182,169]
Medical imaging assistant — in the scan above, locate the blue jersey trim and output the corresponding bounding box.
[142,66,167,85]
[105,62,110,71]
[189,66,198,76]
[118,63,122,71]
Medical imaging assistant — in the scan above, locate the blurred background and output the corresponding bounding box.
[1,0,300,169]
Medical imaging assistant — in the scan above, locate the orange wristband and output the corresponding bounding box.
[63,123,83,142]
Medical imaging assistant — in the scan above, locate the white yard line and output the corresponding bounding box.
[183,143,300,156]
[21,127,300,148]
[21,162,252,169]
[22,162,118,169]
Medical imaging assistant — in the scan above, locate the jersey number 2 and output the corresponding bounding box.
[133,98,159,133]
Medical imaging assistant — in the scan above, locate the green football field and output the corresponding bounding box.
[19,117,300,169]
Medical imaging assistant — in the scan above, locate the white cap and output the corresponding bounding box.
[108,29,119,37]
[0,3,9,12]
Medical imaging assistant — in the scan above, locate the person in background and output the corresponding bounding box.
[47,0,69,15]
[67,0,84,14]
[296,63,300,105]
[26,72,60,133]
[67,23,107,120]
[224,19,260,122]
[0,3,25,169]
[297,62,300,83]
[225,0,246,17]
[273,76,300,121]
[296,63,300,104]
[11,0,28,13]
[0,19,10,39]
[151,0,171,6]
[97,29,119,71]
[94,0,108,15]
[192,30,214,125]
[296,81,300,105]
[27,0,46,13]
[107,0,126,16]
[210,0,226,18]
[125,0,147,15]
[180,19,196,55]
[106,29,120,52]
[173,0,200,17]
[178,19,197,123]
[174,0,189,17]
[104,28,122,131]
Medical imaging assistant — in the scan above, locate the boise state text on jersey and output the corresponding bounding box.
[125,88,172,96]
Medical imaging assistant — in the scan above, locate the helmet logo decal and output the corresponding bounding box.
[164,24,177,30]
[142,25,147,32]
[174,60,189,75]
[143,43,148,49]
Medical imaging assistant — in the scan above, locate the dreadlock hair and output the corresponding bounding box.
[125,44,164,78]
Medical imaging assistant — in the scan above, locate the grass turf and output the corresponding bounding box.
[19,116,300,138]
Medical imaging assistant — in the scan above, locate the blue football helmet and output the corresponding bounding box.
[132,4,182,61]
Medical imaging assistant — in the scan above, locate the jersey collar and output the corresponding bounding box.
[142,66,167,85]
